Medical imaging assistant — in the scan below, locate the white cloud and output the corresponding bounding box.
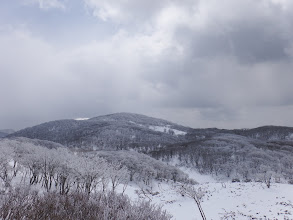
[83,0,196,23]
[23,0,66,10]
[270,0,293,10]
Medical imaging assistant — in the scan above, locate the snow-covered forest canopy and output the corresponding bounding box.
[0,137,187,219]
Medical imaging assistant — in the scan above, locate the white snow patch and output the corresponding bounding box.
[74,118,89,121]
[123,180,293,220]
[172,129,187,136]
[286,133,293,140]
[180,167,218,184]
[149,125,186,136]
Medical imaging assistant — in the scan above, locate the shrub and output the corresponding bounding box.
[0,188,172,220]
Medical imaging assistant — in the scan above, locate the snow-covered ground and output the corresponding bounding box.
[121,172,293,220]
[6,170,293,220]
[148,125,187,136]
[2,154,293,219]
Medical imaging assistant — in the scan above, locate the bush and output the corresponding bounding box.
[0,188,172,220]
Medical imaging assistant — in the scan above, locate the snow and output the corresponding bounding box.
[74,118,89,120]
[123,175,293,219]
[3,159,293,220]
[129,121,141,126]
[179,167,218,184]
[172,129,187,136]
[3,141,293,220]
[286,133,293,140]
[149,125,187,136]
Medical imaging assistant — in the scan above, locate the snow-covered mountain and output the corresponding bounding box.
[10,113,293,147]
[9,113,191,151]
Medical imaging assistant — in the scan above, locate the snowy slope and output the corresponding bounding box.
[123,176,293,220]
[1,136,293,220]
[149,125,187,136]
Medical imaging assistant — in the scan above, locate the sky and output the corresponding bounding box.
[1,0,293,130]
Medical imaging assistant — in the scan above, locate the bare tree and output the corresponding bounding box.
[263,171,273,188]
[108,162,129,192]
[73,156,107,194]
[0,144,14,187]
[176,184,206,220]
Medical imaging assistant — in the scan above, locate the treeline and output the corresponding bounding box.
[0,139,127,194]
[0,138,177,219]
[94,150,194,185]
[0,139,191,194]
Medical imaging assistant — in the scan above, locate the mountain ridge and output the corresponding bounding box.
[9,113,190,150]
[9,113,293,149]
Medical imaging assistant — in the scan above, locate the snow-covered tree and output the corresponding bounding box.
[176,183,206,220]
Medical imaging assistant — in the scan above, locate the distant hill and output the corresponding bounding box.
[9,113,191,151]
[0,129,15,138]
[9,113,293,151]
[232,126,293,141]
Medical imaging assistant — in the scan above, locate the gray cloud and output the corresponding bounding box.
[1,0,293,130]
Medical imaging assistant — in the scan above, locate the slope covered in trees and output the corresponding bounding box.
[9,113,190,151]
[94,150,192,184]
[151,133,293,182]
[7,113,293,183]
[232,126,293,141]
[0,138,191,191]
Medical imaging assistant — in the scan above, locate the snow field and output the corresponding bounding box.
[122,178,293,219]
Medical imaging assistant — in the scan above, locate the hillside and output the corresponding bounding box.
[10,114,293,149]
[232,125,293,141]
[151,133,293,182]
[1,136,293,219]
[3,114,293,219]
[9,113,190,151]
[8,113,293,182]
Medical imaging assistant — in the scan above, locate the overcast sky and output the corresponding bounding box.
[1,0,293,130]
